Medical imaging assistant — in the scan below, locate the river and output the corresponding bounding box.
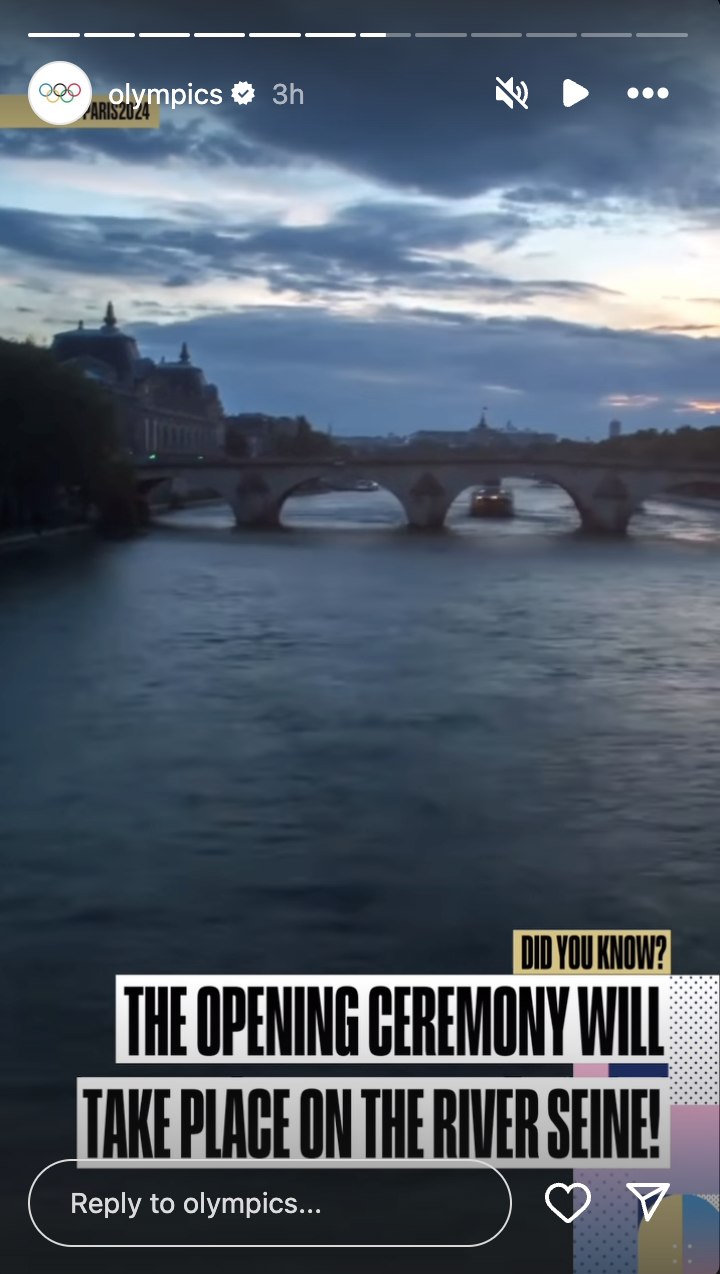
[1,479,718,1266]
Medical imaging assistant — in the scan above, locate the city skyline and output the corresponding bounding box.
[2,0,720,436]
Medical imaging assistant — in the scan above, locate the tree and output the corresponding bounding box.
[0,337,138,533]
[225,425,250,457]
[274,416,338,458]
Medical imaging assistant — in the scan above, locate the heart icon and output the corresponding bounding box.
[544,1182,592,1223]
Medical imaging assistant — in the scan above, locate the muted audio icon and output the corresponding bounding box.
[496,77,528,109]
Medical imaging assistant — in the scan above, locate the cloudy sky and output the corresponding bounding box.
[2,0,720,436]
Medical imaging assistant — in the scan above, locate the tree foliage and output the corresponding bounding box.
[0,338,138,533]
[225,412,349,459]
[594,424,720,463]
[274,416,338,457]
[225,425,250,457]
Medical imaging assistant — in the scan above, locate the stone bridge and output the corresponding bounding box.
[135,455,720,534]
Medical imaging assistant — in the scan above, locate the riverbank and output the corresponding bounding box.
[153,496,226,514]
[0,523,94,556]
[0,495,228,556]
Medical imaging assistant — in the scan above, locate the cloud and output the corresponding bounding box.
[0,114,287,170]
[651,324,720,332]
[2,0,719,214]
[0,201,614,303]
[678,400,720,415]
[1,0,718,441]
[123,306,720,438]
[603,394,663,409]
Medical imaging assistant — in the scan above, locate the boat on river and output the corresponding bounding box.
[469,483,515,518]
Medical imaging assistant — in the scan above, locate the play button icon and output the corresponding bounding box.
[563,78,589,107]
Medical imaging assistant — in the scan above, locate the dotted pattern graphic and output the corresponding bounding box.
[574,981,719,1272]
[573,1169,638,1273]
[669,977,719,1104]
[697,1193,719,1212]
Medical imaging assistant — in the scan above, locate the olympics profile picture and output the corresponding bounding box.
[28,61,92,125]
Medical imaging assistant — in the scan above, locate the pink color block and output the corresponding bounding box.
[669,1105,720,1194]
[574,1063,610,1077]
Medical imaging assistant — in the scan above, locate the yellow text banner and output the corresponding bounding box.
[0,95,160,128]
[513,930,672,975]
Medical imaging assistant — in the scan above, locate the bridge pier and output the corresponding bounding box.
[230,476,282,528]
[575,498,633,535]
[395,473,455,530]
[403,495,452,530]
[231,496,282,528]
[570,474,638,536]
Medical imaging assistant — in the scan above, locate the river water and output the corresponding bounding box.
[1,481,718,996]
[1,480,719,1264]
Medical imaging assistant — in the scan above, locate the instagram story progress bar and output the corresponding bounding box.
[27,31,690,39]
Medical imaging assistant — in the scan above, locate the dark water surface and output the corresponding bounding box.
[1,482,718,1268]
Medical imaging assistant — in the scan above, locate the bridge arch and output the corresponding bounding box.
[558,471,636,535]
[635,474,720,512]
[475,466,640,535]
[447,475,583,530]
[278,472,408,528]
[591,470,720,532]
[421,465,639,533]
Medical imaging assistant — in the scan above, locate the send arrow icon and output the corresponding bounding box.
[563,78,589,107]
[626,1183,671,1222]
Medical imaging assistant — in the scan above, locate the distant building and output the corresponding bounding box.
[408,410,556,450]
[339,434,407,451]
[51,303,225,457]
[495,427,557,448]
[609,419,622,439]
[225,413,307,457]
[409,429,481,448]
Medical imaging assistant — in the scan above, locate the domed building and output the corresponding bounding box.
[51,304,225,457]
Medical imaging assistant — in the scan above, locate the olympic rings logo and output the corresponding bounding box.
[38,81,82,104]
